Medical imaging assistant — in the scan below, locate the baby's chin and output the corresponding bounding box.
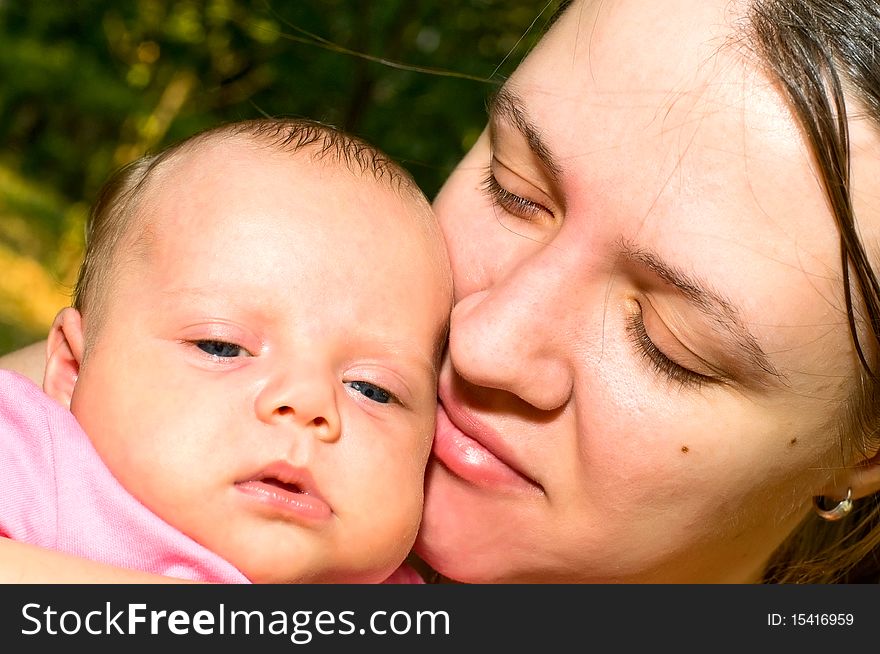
[220,508,422,584]
[244,565,398,585]
[233,547,407,584]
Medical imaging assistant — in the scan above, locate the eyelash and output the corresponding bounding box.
[481,168,550,221]
[626,309,710,390]
[191,339,251,359]
[347,380,397,405]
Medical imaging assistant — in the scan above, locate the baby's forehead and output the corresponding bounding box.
[136,137,338,228]
[131,131,436,245]
[125,137,444,281]
[152,134,296,183]
[195,129,420,197]
[148,132,423,205]
[114,127,441,296]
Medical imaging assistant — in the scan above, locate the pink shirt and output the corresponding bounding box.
[0,369,249,582]
[0,370,423,584]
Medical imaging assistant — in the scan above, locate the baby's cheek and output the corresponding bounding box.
[374,455,426,532]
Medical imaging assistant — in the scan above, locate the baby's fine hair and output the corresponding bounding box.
[73,117,431,325]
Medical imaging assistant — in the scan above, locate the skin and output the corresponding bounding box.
[43,137,452,583]
[416,0,880,582]
[3,0,880,585]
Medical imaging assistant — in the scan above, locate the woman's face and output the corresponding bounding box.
[417,0,880,582]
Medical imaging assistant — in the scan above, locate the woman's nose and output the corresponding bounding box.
[254,368,341,442]
[448,260,576,412]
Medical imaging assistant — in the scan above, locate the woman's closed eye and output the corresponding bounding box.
[347,380,396,405]
[626,306,713,390]
[481,168,551,222]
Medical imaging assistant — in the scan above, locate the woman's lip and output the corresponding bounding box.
[432,396,543,495]
[235,461,332,523]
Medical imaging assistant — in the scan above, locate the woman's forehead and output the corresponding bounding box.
[532,0,880,271]
[542,0,743,78]
[506,1,830,244]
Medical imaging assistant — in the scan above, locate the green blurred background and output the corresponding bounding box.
[0,0,560,355]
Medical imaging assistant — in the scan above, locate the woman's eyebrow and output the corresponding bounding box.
[488,87,562,181]
[620,239,783,382]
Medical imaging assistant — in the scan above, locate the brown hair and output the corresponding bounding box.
[743,0,880,583]
[73,118,431,335]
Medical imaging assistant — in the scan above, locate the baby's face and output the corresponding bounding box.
[69,139,451,582]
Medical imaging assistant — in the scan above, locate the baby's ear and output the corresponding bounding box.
[43,307,85,409]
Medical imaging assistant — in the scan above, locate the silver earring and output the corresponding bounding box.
[813,488,853,521]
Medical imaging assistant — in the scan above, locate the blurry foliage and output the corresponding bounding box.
[0,0,561,354]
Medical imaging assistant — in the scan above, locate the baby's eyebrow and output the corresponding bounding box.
[619,238,783,384]
[487,86,562,181]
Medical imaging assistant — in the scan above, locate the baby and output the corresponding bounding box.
[0,118,452,583]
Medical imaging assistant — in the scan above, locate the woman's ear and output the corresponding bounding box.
[847,452,880,501]
[43,307,85,409]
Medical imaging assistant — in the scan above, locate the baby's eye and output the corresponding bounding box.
[348,380,394,404]
[195,340,247,358]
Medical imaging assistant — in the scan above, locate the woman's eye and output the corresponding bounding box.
[348,380,395,404]
[481,168,552,223]
[626,307,712,390]
[195,340,248,358]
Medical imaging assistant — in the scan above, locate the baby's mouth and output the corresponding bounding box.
[235,461,332,522]
[237,460,323,500]
[259,477,304,495]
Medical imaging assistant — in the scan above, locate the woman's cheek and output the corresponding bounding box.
[435,200,488,300]
[433,136,490,277]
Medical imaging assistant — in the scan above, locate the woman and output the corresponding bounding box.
[3,0,880,583]
[414,0,880,583]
